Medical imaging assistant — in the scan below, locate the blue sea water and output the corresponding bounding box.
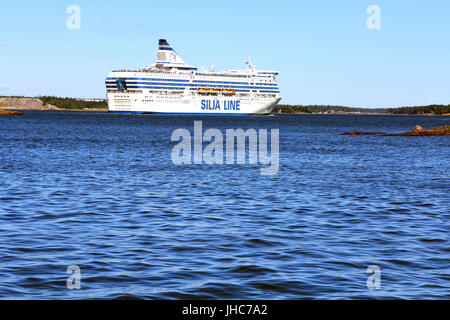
[0,111,448,299]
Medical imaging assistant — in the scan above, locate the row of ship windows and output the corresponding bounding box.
[108,86,251,93]
[194,73,249,79]
[138,100,191,104]
[105,82,278,90]
[107,78,190,82]
[106,80,272,86]
[106,86,280,93]
[114,95,275,100]
[193,81,277,86]
[106,83,280,89]
[121,95,276,104]
[107,78,275,85]
[142,100,190,103]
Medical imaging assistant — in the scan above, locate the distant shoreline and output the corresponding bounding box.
[0,106,108,112]
[1,107,449,117]
[1,96,449,116]
[273,104,450,116]
[285,112,450,116]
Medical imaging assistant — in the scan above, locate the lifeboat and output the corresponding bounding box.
[221,89,236,94]
[198,88,220,93]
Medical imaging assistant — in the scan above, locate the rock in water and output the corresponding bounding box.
[341,125,449,136]
[0,110,24,115]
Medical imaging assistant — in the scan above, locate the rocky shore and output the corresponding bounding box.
[342,125,450,136]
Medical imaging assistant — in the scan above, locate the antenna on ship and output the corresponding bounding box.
[246,56,256,72]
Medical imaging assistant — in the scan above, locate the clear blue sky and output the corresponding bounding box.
[1,0,449,107]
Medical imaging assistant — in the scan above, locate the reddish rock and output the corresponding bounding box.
[0,110,24,115]
[342,125,450,136]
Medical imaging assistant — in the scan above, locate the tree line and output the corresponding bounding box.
[38,96,107,109]
[273,104,450,115]
[386,105,450,115]
[2,95,449,114]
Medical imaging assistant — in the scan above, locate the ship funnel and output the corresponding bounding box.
[156,39,185,64]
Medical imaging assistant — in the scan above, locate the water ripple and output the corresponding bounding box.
[0,112,448,299]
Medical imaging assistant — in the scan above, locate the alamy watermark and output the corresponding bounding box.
[366,265,381,289]
[366,5,381,30]
[171,121,279,175]
[66,265,81,289]
[66,5,81,30]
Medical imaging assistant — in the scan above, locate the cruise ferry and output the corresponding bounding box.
[105,39,281,115]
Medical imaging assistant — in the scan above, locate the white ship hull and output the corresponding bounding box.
[107,93,281,115]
